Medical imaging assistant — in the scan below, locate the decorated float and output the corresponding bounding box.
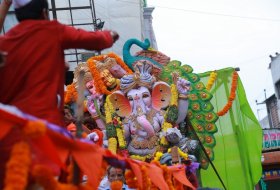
[0,38,263,190]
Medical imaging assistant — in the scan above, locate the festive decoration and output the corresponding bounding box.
[4,141,31,190]
[160,84,178,145]
[110,180,123,190]
[206,71,217,91]
[23,120,46,138]
[125,170,138,189]
[217,71,238,116]
[87,52,133,95]
[153,151,163,161]
[160,60,219,169]
[65,83,78,104]
[168,147,188,160]
[116,127,126,149]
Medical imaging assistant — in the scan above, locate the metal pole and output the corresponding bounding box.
[50,0,57,19]
[72,71,86,185]
[91,0,98,31]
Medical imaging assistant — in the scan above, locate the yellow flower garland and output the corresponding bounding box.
[108,137,118,154]
[167,147,188,160]
[105,95,113,123]
[153,151,163,161]
[160,84,178,145]
[4,141,31,190]
[105,95,118,153]
[206,71,217,91]
[170,84,178,106]
[116,128,126,149]
[130,155,149,161]
[105,95,127,152]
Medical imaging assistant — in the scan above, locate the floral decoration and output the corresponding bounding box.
[87,52,133,95]
[206,71,217,91]
[4,141,31,190]
[217,71,238,116]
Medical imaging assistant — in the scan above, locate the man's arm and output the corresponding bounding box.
[0,0,12,30]
[59,23,119,51]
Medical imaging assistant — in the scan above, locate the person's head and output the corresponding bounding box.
[107,166,125,183]
[64,105,74,126]
[67,123,76,137]
[13,0,49,22]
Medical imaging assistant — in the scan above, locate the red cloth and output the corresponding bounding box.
[0,20,113,127]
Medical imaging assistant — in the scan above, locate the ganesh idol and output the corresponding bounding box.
[106,61,191,159]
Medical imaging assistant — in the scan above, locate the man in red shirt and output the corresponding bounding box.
[0,0,119,126]
[0,0,119,187]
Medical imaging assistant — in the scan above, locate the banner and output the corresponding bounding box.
[263,129,280,150]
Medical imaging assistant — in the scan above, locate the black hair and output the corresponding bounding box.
[107,166,125,175]
[15,0,49,22]
[64,104,74,116]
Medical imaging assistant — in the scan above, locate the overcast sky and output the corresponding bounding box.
[148,0,280,120]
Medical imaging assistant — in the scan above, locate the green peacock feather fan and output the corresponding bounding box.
[159,60,219,169]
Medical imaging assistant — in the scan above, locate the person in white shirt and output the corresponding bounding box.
[98,166,134,190]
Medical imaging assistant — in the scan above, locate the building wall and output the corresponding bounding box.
[270,54,280,99]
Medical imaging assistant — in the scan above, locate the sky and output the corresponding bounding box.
[147,0,280,120]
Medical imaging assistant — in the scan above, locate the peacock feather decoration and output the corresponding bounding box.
[159,60,219,169]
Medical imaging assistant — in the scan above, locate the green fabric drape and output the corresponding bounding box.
[198,68,263,190]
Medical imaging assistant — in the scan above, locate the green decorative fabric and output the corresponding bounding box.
[198,68,263,190]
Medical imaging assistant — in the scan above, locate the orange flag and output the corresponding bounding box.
[144,162,169,190]
[169,165,195,190]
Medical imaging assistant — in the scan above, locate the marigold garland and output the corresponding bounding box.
[87,52,133,95]
[160,84,178,146]
[105,95,113,123]
[116,127,126,149]
[217,71,238,116]
[108,137,118,154]
[4,141,31,190]
[206,71,217,91]
[65,83,78,104]
[23,120,46,138]
[130,154,148,161]
[170,84,178,106]
[125,170,138,189]
[105,96,119,153]
[160,122,173,145]
[153,152,163,161]
[110,180,123,190]
[167,147,188,160]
